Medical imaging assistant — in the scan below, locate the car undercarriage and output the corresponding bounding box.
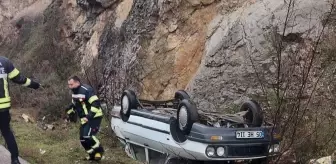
[110,89,282,164]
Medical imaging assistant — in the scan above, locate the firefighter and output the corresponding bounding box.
[65,75,104,161]
[0,56,40,164]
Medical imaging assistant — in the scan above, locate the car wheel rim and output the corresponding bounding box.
[179,106,188,130]
[122,96,129,114]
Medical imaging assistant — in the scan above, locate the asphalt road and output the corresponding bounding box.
[0,145,29,164]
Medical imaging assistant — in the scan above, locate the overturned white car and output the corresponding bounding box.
[110,90,281,164]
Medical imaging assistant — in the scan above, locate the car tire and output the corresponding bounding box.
[120,89,138,122]
[170,117,187,143]
[177,99,199,135]
[174,90,190,100]
[240,100,263,127]
[173,90,191,109]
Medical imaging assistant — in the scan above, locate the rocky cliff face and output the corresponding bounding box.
[0,0,332,110]
[97,0,247,102]
[187,0,330,111]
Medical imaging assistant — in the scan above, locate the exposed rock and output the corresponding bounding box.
[140,1,218,100]
[1,0,328,113]
[186,0,201,6]
[201,0,215,5]
[0,0,39,43]
[11,0,52,24]
[166,34,180,51]
[96,0,118,8]
[168,19,178,32]
[77,0,114,9]
[67,0,77,7]
[81,31,99,67]
[187,0,330,111]
[114,0,133,28]
[99,0,160,99]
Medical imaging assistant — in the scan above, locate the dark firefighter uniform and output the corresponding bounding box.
[0,56,40,163]
[65,84,104,160]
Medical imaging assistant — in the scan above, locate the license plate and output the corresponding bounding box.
[236,131,264,139]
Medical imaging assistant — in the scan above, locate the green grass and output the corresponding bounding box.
[0,112,139,164]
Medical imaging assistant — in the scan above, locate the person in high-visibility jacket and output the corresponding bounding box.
[0,56,40,164]
[65,75,104,161]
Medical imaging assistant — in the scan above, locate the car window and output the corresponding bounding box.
[149,149,166,164]
[130,143,146,162]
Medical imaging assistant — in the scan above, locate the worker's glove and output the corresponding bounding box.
[29,81,40,89]
[80,117,88,125]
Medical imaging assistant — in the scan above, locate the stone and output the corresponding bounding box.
[21,114,35,123]
[45,124,55,130]
[22,114,30,123]
[39,148,46,155]
[309,156,332,164]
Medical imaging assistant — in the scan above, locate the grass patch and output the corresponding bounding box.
[0,110,139,164]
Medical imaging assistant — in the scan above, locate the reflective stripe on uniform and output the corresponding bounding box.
[94,112,103,118]
[23,78,31,87]
[90,106,100,113]
[8,68,19,79]
[86,136,100,154]
[67,109,75,114]
[82,104,88,115]
[1,77,11,108]
[0,74,8,79]
[81,86,88,90]
[87,149,94,154]
[88,95,99,104]
[3,78,9,97]
[0,97,10,104]
[72,94,85,98]
[91,107,103,118]
[88,128,92,136]
[0,102,11,109]
[91,136,100,149]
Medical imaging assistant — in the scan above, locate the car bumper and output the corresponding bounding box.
[170,139,280,161]
[180,123,281,160]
